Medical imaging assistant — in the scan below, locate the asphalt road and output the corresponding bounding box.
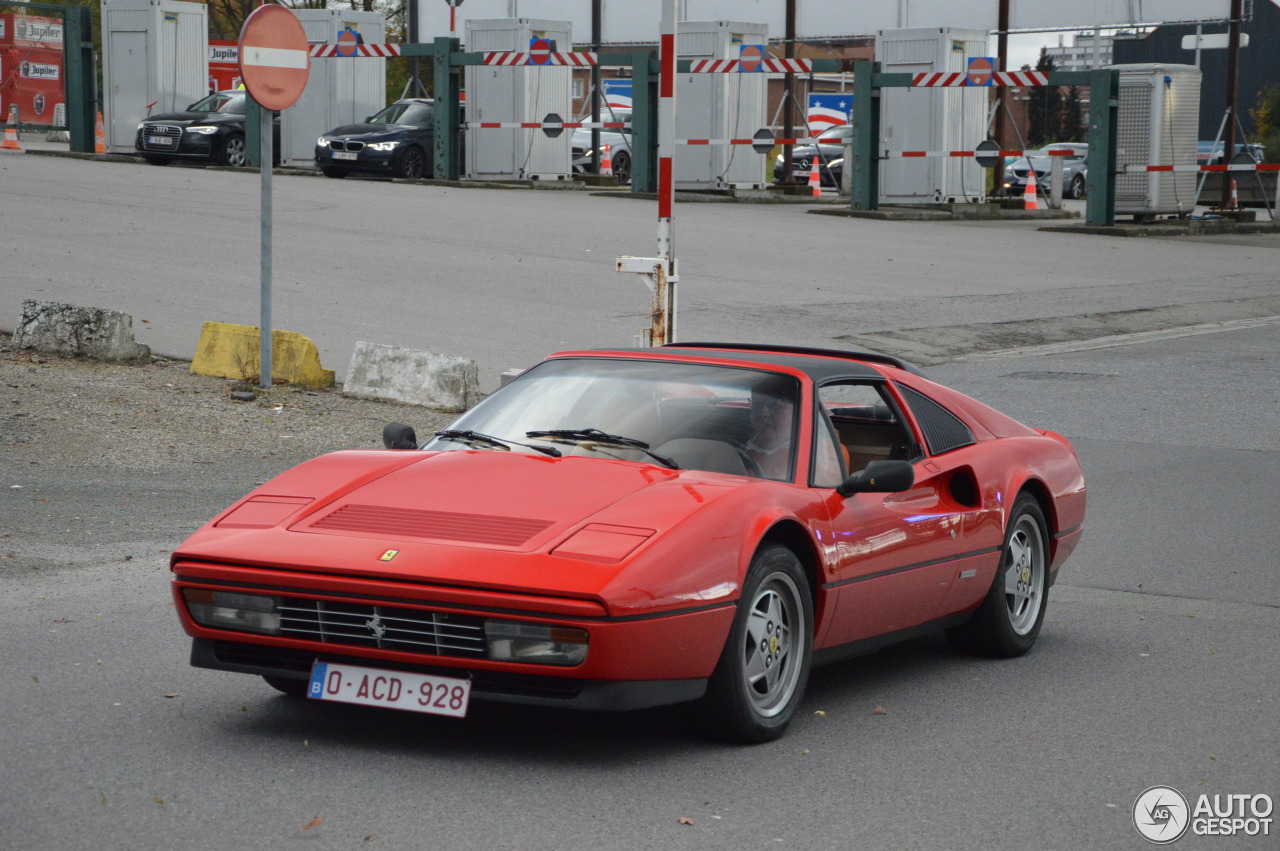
[1,152,1277,849]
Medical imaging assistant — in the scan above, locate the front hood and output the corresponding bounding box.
[324,123,407,140]
[291,451,678,551]
[143,110,234,125]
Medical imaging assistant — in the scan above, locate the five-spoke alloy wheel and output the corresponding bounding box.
[695,544,812,743]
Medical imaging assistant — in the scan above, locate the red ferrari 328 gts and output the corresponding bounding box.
[171,344,1086,742]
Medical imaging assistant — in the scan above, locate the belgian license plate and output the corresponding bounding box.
[308,661,471,717]
[148,136,174,146]
[333,151,358,161]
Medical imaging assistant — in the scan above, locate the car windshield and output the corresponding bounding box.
[187,91,244,114]
[577,107,631,129]
[370,102,433,127]
[426,357,801,480]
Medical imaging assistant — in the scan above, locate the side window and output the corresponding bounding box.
[895,384,975,456]
[813,382,914,487]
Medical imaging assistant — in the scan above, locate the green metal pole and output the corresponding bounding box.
[627,51,658,194]
[850,61,879,211]
[432,37,462,180]
[1086,68,1118,226]
[62,6,95,154]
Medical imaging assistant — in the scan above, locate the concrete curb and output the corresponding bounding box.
[343,341,480,412]
[191,321,335,389]
[12,300,151,362]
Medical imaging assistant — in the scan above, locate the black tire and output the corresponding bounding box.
[143,155,172,166]
[947,493,1049,658]
[693,544,812,743]
[1068,174,1086,200]
[396,145,426,179]
[263,675,309,697]
[611,150,632,185]
[218,133,247,168]
[320,166,350,179]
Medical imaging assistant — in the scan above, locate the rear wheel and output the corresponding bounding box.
[263,675,308,697]
[218,133,246,168]
[693,544,812,743]
[396,145,426,179]
[947,493,1049,657]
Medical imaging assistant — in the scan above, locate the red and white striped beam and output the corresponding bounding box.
[310,43,401,58]
[911,71,1048,87]
[466,121,627,130]
[482,51,597,66]
[1123,163,1279,173]
[688,58,813,73]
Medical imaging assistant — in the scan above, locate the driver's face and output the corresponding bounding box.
[751,394,794,447]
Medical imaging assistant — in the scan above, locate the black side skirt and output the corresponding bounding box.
[812,613,972,668]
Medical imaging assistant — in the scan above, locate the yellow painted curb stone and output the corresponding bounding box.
[190,322,335,389]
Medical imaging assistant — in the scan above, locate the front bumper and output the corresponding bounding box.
[315,145,398,174]
[192,637,709,710]
[136,130,218,161]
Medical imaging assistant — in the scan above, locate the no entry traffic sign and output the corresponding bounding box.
[966,56,995,87]
[739,44,765,72]
[529,38,553,65]
[238,4,310,111]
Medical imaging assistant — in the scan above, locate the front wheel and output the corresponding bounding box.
[396,145,426,179]
[218,134,246,168]
[947,493,1049,657]
[610,150,631,185]
[693,544,812,743]
[1068,174,1086,200]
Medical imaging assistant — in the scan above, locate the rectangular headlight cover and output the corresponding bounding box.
[184,589,281,635]
[484,620,588,666]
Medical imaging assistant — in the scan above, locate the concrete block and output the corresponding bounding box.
[343,341,480,412]
[12,300,151,362]
[190,321,335,389]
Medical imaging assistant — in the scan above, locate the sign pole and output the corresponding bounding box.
[237,3,310,390]
[656,0,677,344]
[259,105,273,389]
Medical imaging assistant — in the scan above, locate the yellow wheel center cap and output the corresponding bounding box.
[769,635,780,654]
[1021,567,1031,583]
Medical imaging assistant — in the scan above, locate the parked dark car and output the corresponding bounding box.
[773,124,851,187]
[136,90,277,168]
[315,99,436,179]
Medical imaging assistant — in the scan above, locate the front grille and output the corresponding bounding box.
[140,123,182,150]
[328,140,364,152]
[278,597,487,658]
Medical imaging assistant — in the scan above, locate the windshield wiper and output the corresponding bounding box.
[525,428,679,469]
[435,429,561,458]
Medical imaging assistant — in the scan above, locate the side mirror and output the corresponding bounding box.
[836,460,914,498]
[382,422,418,450]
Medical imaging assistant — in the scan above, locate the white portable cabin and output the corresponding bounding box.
[875,27,989,205]
[464,18,573,181]
[280,9,387,168]
[1111,63,1202,218]
[675,20,769,191]
[100,0,207,153]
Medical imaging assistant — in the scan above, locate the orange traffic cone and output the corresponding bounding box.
[1,126,21,151]
[599,143,612,176]
[808,156,821,196]
[94,112,106,154]
[1023,167,1039,210]
[1228,178,1239,209]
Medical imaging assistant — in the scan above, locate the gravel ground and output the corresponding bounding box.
[0,332,457,569]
